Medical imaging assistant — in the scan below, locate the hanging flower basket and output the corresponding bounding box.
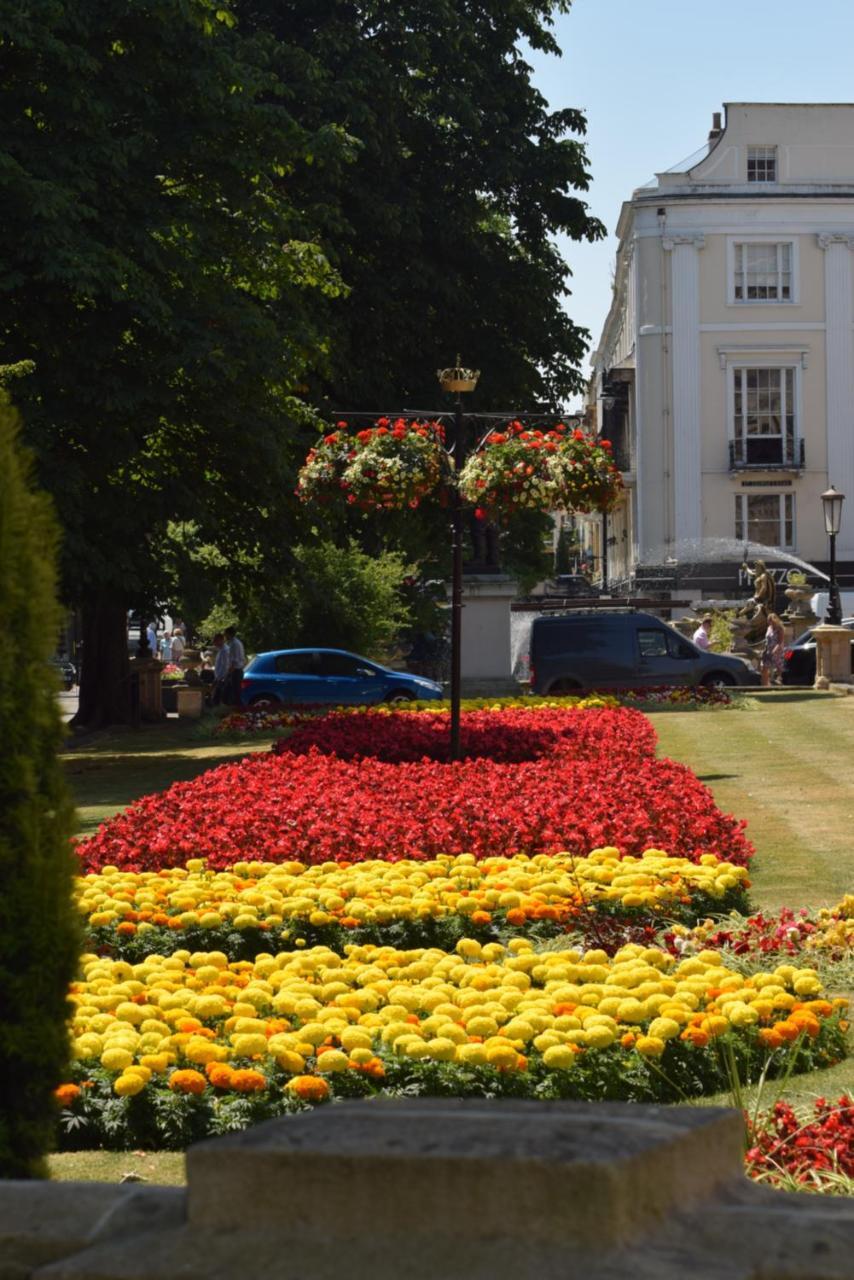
[297,418,447,511]
[457,422,558,518]
[458,422,623,520]
[549,429,624,514]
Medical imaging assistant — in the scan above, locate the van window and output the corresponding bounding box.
[535,621,617,657]
[638,629,695,660]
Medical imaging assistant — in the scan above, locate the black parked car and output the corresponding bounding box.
[781,619,854,686]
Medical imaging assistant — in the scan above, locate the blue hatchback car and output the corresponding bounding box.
[239,648,444,708]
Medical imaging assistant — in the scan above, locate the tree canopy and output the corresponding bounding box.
[0,0,601,723]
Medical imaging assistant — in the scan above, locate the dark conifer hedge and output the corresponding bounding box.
[0,389,78,1177]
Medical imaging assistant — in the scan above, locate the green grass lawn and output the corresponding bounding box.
[647,690,854,914]
[54,692,854,1185]
[62,717,277,839]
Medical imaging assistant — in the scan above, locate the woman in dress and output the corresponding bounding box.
[761,612,786,687]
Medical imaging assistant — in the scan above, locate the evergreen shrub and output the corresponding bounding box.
[0,391,79,1177]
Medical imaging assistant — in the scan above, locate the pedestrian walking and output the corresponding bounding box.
[158,632,172,663]
[145,620,158,655]
[225,625,246,706]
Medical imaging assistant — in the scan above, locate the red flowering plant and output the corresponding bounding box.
[296,418,446,511]
[458,422,622,520]
[77,707,753,874]
[745,1096,854,1189]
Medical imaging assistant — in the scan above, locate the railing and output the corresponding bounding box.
[729,436,805,470]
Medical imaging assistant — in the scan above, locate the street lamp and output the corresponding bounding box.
[437,356,480,760]
[821,485,845,625]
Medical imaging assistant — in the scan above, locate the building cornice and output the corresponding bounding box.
[662,234,706,251]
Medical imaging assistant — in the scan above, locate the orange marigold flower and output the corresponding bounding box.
[470,911,491,926]
[206,1063,234,1088]
[620,1032,637,1049]
[680,1027,709,1048]
[287,1075,330,1103]
[757,1028,783,1050]
[773,1020,801,1043]
[54,1083,81,1107]
[116,922,137,936]
[230,1069,267,1094]
[505,908,527,926]
[168,1069,207,1096]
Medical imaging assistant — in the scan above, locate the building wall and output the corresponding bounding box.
[592,104,854,583]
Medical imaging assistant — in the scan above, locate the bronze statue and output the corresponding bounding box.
[739,559,776,617]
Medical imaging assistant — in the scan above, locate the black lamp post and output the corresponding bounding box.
[821,485,845,626]
[438,357,480,760]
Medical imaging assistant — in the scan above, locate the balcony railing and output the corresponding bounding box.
[729,436,805,471]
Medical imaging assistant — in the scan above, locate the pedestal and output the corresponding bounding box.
[130,656,165,721]
[176,686,205,718]
[813,624,854,687]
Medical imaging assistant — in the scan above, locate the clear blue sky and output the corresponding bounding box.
[525,0,854,404]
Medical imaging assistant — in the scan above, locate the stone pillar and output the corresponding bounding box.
[663,233,705,548]
[818,233,854,556]
[813,623,854,687]
[457,575,519,686]
[130,655,164,722]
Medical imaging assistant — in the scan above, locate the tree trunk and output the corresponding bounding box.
[71,594,132,729]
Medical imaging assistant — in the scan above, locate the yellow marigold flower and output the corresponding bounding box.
[647,1017,681,1041]
[542,1045,577,1070]
[114,1073,147,1097]
[100,1047,134,1072]
[315,1049,350,1073]
[635,1035,666,1058]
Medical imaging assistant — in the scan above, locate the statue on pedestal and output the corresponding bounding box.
[739,559,776,618]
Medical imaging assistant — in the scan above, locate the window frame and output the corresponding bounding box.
[747,145,777,183]
[727,361,801,468]
[734,491,796,550]
[726,236,798,306]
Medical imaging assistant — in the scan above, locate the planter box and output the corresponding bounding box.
[162,684,182,713]
[176,686,205,718]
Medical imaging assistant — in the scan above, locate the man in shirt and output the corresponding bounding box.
[212,633,231,705]
[170,627,185,665]
[692,616,713,651]
[225,625,246,706]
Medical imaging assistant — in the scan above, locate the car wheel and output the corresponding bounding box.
[548,678,584,695]
[700,672,737,688]
[386,690,414,704]
[248,694,281,709]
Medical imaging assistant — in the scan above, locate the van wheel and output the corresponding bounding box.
[700,672,736,688]
[548,678,583,695]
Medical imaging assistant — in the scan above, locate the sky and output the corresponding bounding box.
[525,0,854,404]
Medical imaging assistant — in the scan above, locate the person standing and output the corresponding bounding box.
[212,633,231,705]
[692,616,713,651]
[145,620,158,655]
[225,625,246,706]
[170,626,185,666]
[761,612,786,687]
[158,632,172,663]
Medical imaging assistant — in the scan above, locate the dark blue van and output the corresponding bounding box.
[529,610,759,694]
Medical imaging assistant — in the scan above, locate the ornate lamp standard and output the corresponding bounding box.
[437,358,480,760]
[821,485,845,626]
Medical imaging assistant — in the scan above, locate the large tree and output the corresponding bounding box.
[0,0,345,725]
[242,0,604,411]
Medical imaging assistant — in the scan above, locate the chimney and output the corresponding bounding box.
[708,111,723,143]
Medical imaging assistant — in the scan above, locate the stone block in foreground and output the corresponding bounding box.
[8,1100,854,1280]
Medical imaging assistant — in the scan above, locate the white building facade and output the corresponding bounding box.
[587,103,854,597]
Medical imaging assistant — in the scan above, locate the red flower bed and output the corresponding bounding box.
[746,1096,854,1184]
[274,706,658,764]
[78,709,751,873]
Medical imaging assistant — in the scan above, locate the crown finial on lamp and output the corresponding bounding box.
[437,354,480,393]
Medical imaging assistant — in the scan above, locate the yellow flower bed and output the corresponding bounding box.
[808,896,854,953]
[79,849,750,935]
[68,937,841,1100]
